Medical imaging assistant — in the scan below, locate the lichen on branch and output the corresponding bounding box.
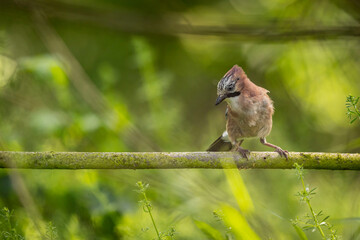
[0,151,359,170]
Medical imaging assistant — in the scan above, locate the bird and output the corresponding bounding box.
[207,65,288,160]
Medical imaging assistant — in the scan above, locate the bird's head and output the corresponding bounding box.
[215,65,246,105]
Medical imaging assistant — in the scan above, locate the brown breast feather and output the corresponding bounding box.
[226,78,274,142]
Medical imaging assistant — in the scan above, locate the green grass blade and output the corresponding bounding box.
[292,224,309,240]
[194,220,225,240]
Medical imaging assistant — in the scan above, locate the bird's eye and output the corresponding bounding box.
[226,86,234,91]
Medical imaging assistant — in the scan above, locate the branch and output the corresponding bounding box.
[0,151,359,170]
[3,0,360,41]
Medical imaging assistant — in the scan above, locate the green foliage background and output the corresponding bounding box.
[0,0,360,239]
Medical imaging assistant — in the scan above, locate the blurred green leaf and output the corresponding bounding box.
[0,55,17,87]
[292,224,308,240]
[223,167,254,214]
[221,205,260,240]
[29,109,67,134]
[194,220,224,240]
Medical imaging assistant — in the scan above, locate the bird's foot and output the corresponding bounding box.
[236,147,250,160]
[275,147,288,160]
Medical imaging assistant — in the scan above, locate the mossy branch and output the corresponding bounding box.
[0,151,359,170]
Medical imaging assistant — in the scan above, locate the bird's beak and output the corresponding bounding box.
[215,94,227,105]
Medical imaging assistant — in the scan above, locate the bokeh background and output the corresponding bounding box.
[1,0,360,239]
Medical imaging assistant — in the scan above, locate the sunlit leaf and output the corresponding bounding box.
[223,164,254,214]
[221,205,260,240]
[292,224,308,240]
[0,55,17,87]
[194,220,224,240]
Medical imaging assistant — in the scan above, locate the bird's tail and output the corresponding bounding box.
[207,132,232,151]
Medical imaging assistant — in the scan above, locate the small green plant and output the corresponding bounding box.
[136,181,176,240]
[163,227,176,239]
[45,221,58,240]
[213,210,233,240]
[0,207,24,240]
[346,95,360,124]
[292,163,338,240]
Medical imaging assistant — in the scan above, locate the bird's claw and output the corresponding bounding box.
[237,147,250,160]
[275,147,288,160]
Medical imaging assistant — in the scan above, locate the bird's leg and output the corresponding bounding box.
[260,137,288,160]
[233,139,250,159]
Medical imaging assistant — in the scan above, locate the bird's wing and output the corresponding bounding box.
[207,131,232,151]
[207,108,232,151]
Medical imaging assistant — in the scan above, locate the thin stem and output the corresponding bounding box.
[142,191,161,240]
[299,175,326,238]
